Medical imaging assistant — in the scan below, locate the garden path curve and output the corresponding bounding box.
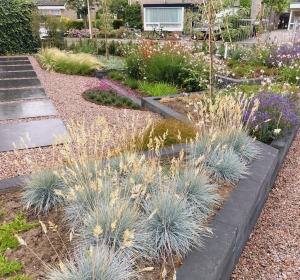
[0,56,68,152]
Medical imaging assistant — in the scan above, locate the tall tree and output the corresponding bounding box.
[109,0,127,19]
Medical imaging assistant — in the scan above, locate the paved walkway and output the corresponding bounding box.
[0,56,68,152]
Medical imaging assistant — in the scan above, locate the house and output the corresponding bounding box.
[288,2,300,30]
[131,0,239,31]
[34,0,79,20]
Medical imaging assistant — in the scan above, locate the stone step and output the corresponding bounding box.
[0,88,47,102]
[0,119,69,152]
[0,65,33,72]
[0,60,31,66]
[0,100,57,121]
[0,57,29,61]
[0,78,41,89]
[0,71,37,79]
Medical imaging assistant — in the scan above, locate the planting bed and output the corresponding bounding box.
[0,130,296,279]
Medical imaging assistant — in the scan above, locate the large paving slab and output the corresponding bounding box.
[0,119,69,152]
[0,60,31,66]
[0,57,29,61]
[0,88,47,101]
[0,78,41,89]
[0,71,37,79]
[0,65,33,72]
[0,100,57,121]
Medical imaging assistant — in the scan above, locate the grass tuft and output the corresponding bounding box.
[22,169,65,214]
[125,119,196,152]
[172,169,220,218]
[139,81,178,96]
[143,191,204,262]
[47,245,137,280]
[37,48,104,75]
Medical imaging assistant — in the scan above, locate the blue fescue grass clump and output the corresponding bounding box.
[22,169,65,214]
[77,199,151,259]
[172,170,220,218]
[205,147,248,183]
[243,93,299,143]
[142,192,204,262]
[187,131,250,183]
[47,245,137,280]
[223,129,260,164]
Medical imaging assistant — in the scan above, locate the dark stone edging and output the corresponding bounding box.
[215,73,277,88]
[0,132,296,280]
[94,69,125,79]
[141,92,203,123]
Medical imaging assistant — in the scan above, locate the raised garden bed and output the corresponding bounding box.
[0,130,296,279]
[139,92,298,279]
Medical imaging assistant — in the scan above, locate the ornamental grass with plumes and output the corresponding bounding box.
[37,48,105,75]
[47,245,138,280]
[20,109,260,277]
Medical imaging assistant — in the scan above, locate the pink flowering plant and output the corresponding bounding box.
[85,80,140,109]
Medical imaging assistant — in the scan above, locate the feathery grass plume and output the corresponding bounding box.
[77,198,151,260]
[37,48,105,75]
[172,169,220,219]
[187,92,257,136]
[142,191,205,262]
[62,162,115,232]
[22,168,65,214]
[125,118,197,153]
[56,115,154,168]
[47,245,138,280]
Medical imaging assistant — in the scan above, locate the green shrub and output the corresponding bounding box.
[139,81,178,96]
[0,0,40,55]
[124,4,142,30]
[108,71,123,80]
[113,19,124,29]
[231,48,245,60]
[123,77,139,89]
[66,20,85,30]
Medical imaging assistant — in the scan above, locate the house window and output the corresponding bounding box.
[144,7,183,31]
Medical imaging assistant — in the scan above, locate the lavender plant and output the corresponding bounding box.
[243,93,299,143]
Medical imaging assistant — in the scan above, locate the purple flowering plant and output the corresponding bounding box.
[265,44,300,67]
[243,93,299,143]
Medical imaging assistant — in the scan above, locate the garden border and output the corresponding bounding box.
[0,131,296,279]
[141,92,297,279]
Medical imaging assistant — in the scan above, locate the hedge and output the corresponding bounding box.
[0,0,40,55]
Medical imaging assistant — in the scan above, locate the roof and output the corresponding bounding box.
[34,0,66,6]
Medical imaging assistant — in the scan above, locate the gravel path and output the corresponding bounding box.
[232,131,300,279]
[0,56,160,180]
